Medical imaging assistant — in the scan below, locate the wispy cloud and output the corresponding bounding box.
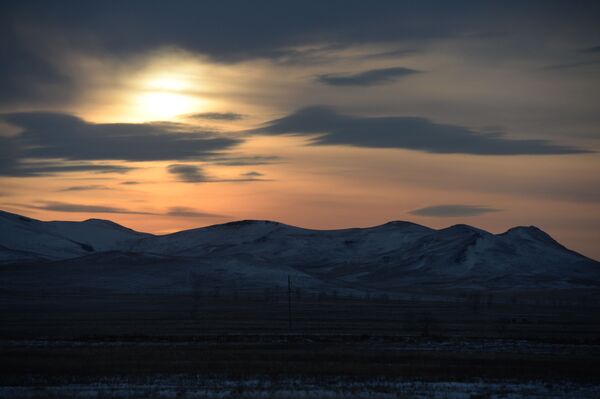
[186,112,246,121]
[29,201,155,215]
[315,67,419,86]
[582,45,600,53]
[0,112,241,173]
[167,164,209,183]
[167,164,269,184]
[242,171,263,177]
[58,185,112,192]
[410,204,500,217]
[207,155,281,166]
[362,48,418,59]
[542,59,600,70]
[166,206,226,218]
[0,160,134,177]
[255,106,589,155]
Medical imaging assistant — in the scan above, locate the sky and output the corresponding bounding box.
[1,1,599,259]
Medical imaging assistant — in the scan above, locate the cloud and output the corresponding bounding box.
[30,201,155,215]
[0,2,462,105]
[261,43,350,65]
[0,136,20,175]
[167,164,269,184]
[255,106,589,155]
[0,133,135,177]
[315,67,419,86]
[582,45,600,53]
[187,112,246,121]
[362,48,419,59]
[166,207,226,218]
[15,201,225,218]
[59,185,112,192]
[207,155,281,166]
[0,3,478,62]
[0,24,73,106]
[2,2,598,105]
[0,112,241,164]
[167,164,209,183]
[242,171,263,177]
[0,112,242,177]
[409,204,500,217]
[120,181,140,185]
[542,60,600,70]
[7,163,134,177]
[542,44,600,70]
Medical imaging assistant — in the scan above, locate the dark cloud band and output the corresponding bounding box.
[167,164,208,183]
[316,67,419,86]
[166,206,226,218]
[30,201,155,215]
[410,204,500,217]
[167,164,268,184]
[254,106,589,156]
[0,112,242,176]
[2,112,240,162]
[187,112,246,121]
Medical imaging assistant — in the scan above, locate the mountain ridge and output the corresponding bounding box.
[0,209,596,261]
[1,209,598,296]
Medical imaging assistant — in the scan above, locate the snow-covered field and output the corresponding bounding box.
[1,377,599,398]
[3,337,600,357]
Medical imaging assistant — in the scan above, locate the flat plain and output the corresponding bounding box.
[1,292,599,398]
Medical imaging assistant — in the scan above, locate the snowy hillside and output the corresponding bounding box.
[0,210,598,294]
[130,219,435,264]
[0,210,150,261]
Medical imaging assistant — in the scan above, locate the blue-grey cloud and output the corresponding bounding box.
[166,206,226,218]
[167,164,269,184]
[59,185,112,192]
[1,112,240,162]
[207,155,281,166]
[542,60,600,70]
[188,112,246,121]
[262,43,349,65]
[255,106,589,155]
[316,67,419,86]
[0,136,20,175]
[0,2,462,105]
[4,2,597,105]
[0,22,72,106]
[11,201,226,219]
[30,201,155,215]
[582,45,600,53]
[17,163,134,177]
[242,171,263,177]
[167,164,209,183]
[0,137,135,177]
[0,112,242,176]
[362,48,419,59]
[410,204,500,217]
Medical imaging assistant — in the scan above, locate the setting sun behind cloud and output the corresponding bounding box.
[132,73,202,121]
[135,91,200,121]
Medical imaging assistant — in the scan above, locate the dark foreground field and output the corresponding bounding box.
[1,293,600,398]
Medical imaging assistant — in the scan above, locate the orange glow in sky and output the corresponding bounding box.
[1,32,599,260]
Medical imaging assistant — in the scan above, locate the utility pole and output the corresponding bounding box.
[288,275,292,332]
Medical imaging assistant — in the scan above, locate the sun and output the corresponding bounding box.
[136,91,199,120]
[132,74,202,121]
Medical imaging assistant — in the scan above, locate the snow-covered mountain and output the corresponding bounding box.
[0,210,150,262]
[0,210,598,294]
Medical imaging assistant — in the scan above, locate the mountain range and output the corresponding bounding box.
[1,210,598,297]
